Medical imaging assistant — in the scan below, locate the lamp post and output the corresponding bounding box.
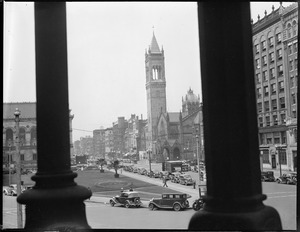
[148,149,152,173]
[14,108,23,228]
[8,142,12,186]
[275,144,286,177]
[196,135,201,182]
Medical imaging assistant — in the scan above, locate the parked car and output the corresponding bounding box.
[148,193,190,211]
[276,172,297,185]
[109,190,142,208]
[151,170,161,178]
[139,168,147,175]
[3,184,26,196]
[170,172,182,183]
[261,171,275,182]
[178,174,195,185]
[133,167,138,173]
[159,171,171,180]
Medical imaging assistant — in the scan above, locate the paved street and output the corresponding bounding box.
[2,164,296,230]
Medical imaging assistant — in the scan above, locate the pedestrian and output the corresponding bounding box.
[163,176,168,187]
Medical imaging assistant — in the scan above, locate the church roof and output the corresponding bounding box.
[3,102,36,119]
[167,112,180,123]
[150,32,161,53]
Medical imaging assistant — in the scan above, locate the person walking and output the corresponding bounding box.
[163,176,168,187]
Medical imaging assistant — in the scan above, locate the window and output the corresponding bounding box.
[264,101,269,112]
[279,97,285,109]
[273,115,278,126]
[256,58,260,69]
[274,132,280,144]
[277,49,282,60]
[280,113,286,124]
[293,42,298,53]
[256,73,261,83]
[255,44,259,53]
[291,93,296,104]
[261,40,266,51]
[269,52,275,63]
[281,132,287,144]
[279,150,287,165]
[289,59,294,70]
[288,45,293,55]
[292,20,297,36]
[266,133,272,143]
[272,99,277,110]
[290,76,295,88]
[268,37,274,48]
[257,88,262,98]
[278,81,284,93]
[287,24,292,38]
[264,86,269,96]
[276,33,281,44]
[292,109,297,118]
[278,65,283,76]
[263,70,268,81]
[294,129,297,143]
[270,68,275,79]
[265,116,270,126]
[271,83,276,95]
[295,58,298,69]
[262,56,267,66]
[257,102,262,113]
[262,150,269,163]
[258,117,263,127]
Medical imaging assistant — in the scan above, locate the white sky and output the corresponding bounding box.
[3,2,295,141]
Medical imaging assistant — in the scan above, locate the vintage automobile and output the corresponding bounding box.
[276,172,297,185]
[109,190,142,208]
[178,174,195,185]
[170,172,182,183]
[3,184,26,196]
[261,171,275,182]
[148,193,190,211]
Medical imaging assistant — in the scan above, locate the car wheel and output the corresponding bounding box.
[173,203,181,211]
[125,202,130,208]
[110,200,115,207]
[136,205,140,208]
[276,179,281,184]
[149,203,155,210]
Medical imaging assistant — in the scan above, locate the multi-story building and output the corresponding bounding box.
[112,117,128,156]
[252,3,297,171]
[104,127,114,159]
[79,136,93,157]
[3,102,74,169]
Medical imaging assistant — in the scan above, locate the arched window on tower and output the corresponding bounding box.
[287,23,292,38]
[292,20,297,36]
[31,126,37,146]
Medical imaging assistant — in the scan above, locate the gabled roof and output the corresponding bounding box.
[168,112,180,123]
[3,102,36,119]
[150,32,161,53]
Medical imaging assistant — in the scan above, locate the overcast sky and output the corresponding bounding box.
[3,2,294,141]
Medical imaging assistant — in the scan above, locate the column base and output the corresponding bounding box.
[18,185,91,230]
[188,205,282,230]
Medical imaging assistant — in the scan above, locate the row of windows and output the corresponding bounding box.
[255,64,283,81]
[259,132,286,145]
[288,42,298,55]
[262,150,287,165]
[254,33,282,53]
[257,97,285,112]
[255,50,283,69]
[286,21,298,39]
[257,81,286,98]
[258,112,286,127]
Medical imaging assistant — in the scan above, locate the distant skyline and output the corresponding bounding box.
[3,2,294,141]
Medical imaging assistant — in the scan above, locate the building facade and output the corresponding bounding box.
[3,102,74,169]
[252,3,298,171]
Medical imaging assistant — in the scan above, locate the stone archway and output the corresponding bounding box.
[162,147,170,161]
[173,147,181,160]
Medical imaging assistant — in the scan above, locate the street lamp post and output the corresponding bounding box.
[196,135,201,182]
[8,143,11,186]
[14,108,23,228]
[275,144,286,177]
[148,149,152,173]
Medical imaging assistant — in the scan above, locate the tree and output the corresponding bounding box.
[113,160,120,178]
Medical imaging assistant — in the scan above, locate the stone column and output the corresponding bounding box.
[188,2,282,230]
[17,3,91,230]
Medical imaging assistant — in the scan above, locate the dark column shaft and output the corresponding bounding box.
[17,3,91,230]
[188,2,282,230]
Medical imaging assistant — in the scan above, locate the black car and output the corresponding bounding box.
[261,171,275,182]
[109,190,142,208]
[276,172,297,185]
[148,193,190,211]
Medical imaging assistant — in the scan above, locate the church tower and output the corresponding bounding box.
[145,32,167,151]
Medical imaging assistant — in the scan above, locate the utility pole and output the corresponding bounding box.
[14,108,23,228]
